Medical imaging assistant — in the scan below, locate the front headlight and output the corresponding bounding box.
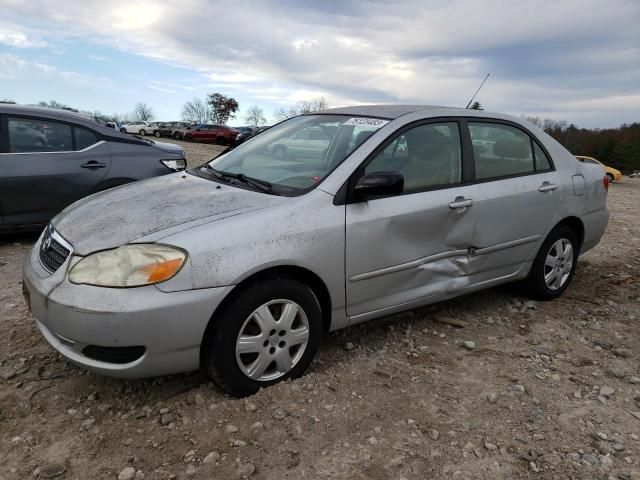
[69,244,187,287]
[161,159,186,171]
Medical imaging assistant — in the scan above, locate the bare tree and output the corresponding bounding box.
[295,96,329,114]
[37,100,77,112]
[181,97,210,123]
[273,106,298,122]
[273,97,329,123]
[244,105,267,127]
[207,93,239,124]
[133,102,154,122]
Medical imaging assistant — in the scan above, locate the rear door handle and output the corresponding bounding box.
[538,182,558,193]
[449,197,474,210]
[81,161,107,169]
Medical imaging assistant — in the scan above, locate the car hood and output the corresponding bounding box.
[53,173,288,255]
[153,141,184,156]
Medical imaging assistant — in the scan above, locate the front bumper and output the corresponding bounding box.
[23,241,233,378]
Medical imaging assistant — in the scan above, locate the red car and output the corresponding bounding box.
[183,124,238,145]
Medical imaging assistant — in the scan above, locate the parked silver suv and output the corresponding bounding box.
[0,105,186,231]
[23,105,609,397]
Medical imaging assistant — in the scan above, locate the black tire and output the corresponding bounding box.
[607,173,614,183]
[273,144,287,159]
[215,136,226,145]
[202,277,322,397]
[184,134,193,142]
[120,127,127,133]
[523,225,578,300]
[139,129,147,136]
[154,131,161,138]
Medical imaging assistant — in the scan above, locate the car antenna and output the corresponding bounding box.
[465,73,490,109]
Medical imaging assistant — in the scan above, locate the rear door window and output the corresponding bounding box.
[468,122,535,180]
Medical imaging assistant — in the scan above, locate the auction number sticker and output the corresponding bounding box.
[343,117,389,127]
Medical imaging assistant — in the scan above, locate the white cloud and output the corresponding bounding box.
[0,27,47,48]
[1,0,639,126]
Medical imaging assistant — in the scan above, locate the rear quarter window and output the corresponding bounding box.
[74,127,100,150]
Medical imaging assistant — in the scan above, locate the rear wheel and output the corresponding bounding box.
[185,134,193,142]
[523,225,578,300]
[154,131,161,138]
[607,173,614,183]
[120,127,127,133]
[139,129,147,136]
[202,277,322,397]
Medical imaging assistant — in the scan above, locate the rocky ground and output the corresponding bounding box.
[0,147,639,479]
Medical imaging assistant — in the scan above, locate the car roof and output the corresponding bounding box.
[318,104,464,120]
[0,104,150,145]
[316,105,532,126]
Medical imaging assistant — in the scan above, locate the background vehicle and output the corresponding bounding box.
[234,126,259,144]
[182,124,238,144]
[0,105,186,231]
[147,122,164,137]
[576,155,622,182]
[267,125,332,159]
[120,121,151,135]
[164,121,191,139]
[23,106,608,397]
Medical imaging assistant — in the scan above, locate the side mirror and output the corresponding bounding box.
[353,172,404,200]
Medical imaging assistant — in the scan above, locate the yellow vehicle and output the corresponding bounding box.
[575,156,622,182]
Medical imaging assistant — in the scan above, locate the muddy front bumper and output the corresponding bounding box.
[22,241,232,378]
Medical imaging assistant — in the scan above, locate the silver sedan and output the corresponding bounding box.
[23,105,609,397]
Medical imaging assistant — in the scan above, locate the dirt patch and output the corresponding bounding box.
[0,180,639,479]
[168,139,226,167]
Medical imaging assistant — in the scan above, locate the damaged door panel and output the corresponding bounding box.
[346,184,477,320]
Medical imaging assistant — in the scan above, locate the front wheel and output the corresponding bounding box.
[523,225,578,300]
[154,131,161,138]
[202,277,322,397]
[139,129,147,136]
[607,173,614,183]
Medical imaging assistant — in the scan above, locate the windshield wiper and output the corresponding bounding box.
[202,165,274,194]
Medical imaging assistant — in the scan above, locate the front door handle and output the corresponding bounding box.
[81,161,107,169]
[449,197,474,211]
[538,182,558,193]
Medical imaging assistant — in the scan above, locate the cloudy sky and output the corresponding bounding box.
[0,0,638,127]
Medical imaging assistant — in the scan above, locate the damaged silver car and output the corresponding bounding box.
[23,105,609,396]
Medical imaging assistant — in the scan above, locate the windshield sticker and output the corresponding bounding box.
[343,117,389,127]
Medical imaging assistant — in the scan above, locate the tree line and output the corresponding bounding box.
[524,116,640,173]
[3,97,636,171]
[181,93,329,126]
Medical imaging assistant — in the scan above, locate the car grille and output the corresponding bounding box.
[39,225,71,273]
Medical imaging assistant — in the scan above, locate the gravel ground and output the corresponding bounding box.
[0,162,639,479]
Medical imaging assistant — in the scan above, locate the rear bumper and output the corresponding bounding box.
[580,208,609,255]
[23,243,233,378]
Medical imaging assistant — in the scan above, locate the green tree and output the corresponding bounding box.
[207,93,239,124]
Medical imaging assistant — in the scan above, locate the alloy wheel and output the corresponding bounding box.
[544,238,573,290]
[235,299,310,381]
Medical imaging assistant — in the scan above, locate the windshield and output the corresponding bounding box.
[203,114,388,195]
